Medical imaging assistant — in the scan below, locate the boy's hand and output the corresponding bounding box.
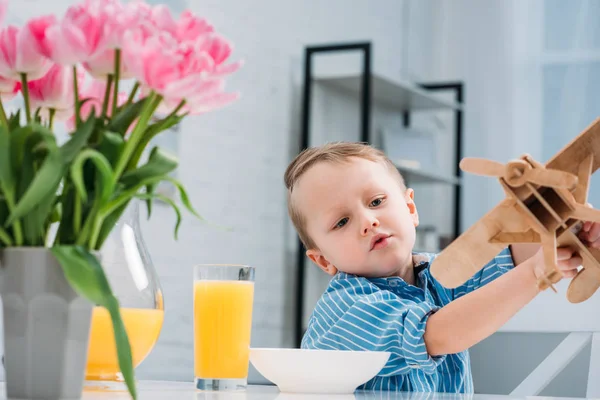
[554,247,583,279]
[528,246,582,282]
[579,220,600,249]
[575,203,600,249]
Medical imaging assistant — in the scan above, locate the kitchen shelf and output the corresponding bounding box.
[395,164,461,185]
[315,72,462,111]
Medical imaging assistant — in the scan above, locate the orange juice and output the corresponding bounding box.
[85,307,164,380]
[193,281,254,378]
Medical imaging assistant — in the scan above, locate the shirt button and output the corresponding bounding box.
[389,280,398,287]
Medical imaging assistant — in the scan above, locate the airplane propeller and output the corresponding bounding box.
[459,157,578,189]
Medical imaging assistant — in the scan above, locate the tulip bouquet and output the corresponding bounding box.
[0,0,240,398]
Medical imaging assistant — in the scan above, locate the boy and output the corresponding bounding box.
[284,142,599,393]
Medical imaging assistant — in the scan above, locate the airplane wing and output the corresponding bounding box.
[544,117,600,204]
[430,198,533,288]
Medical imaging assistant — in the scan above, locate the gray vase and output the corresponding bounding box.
[0,248,93,400]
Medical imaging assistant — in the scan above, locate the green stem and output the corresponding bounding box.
[102,75,114,118]
[170,99,186,117]
[73,66,80,128]
[126,82,139,106]
[76,203,97,247]
[0,226,13,246]
[113,92,161,178]
[48,108,55,130]
[112,49,121,117]
[73,190,81,236]
[88,213,104,250]
[0,100,9,131]
[20,73,31,123]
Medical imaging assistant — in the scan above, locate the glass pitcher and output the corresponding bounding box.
[85,198,164,382]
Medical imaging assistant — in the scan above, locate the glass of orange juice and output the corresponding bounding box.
[193,264,255,391]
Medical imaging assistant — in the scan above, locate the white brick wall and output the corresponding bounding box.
[6,0,443,384]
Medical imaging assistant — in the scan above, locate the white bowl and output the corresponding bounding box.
[249,348,390,394]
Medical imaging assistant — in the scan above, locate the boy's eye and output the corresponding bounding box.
[370,198,384,207]
[334,217,348,229]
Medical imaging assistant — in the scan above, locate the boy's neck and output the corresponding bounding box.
[397,265,416,286]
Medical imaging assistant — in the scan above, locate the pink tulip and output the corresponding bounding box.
[82,1,151,77]
[185,88,240,115]
[0,0,7,27]
[140,6,214,43]
[28,64,85,121]
[0,75,20,100]
[0,25,53,80]
[125,30,241,109]
[26,15,59,59]
[150,5,177,35]
[84,48,132,79]
[41,0,115,66]
[176,10,214,42]
[154,78,239,116]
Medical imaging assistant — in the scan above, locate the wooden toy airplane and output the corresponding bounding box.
[429,118,600,303]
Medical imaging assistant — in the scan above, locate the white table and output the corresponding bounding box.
[0,380,586,400]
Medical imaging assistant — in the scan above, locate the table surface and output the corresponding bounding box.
[0,380,585,400]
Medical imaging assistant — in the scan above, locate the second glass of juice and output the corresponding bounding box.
[193,264,255,391]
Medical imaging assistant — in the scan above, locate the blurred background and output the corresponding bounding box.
[3,0,600,397]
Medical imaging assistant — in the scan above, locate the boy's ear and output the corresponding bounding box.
[405,188,419,227]
[306,249,338,276]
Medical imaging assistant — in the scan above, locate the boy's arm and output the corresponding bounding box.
[423,246,580,356]
[423,256,539,356]
[510,243,541,266]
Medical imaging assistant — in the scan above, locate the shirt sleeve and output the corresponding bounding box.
[301,277,446,376]
[451,246,516,299]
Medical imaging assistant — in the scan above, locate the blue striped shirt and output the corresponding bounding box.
[301,247,515,393]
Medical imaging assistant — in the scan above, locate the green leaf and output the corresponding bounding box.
[60,113,96,163]
[95,202,129,249]
[51,246,137,400]
[6,149,64,227]
[0,193,7,227]
[50,201,61,223]
[0,124,15,198]
[136,193,182,239]
[107,98,147,135]
[97,131,125,167]
[144,182,156,218]
[71,149,114,204]
[23,193,56,246]
[11,116,96,235]
[127,114,184,171]
[163,176,203,221]
[0,225,12,246]
[8,110,21,131]
[146,115,184,138]
[119,147,177,188]
[10,124,57,164]
[55,186,77,245]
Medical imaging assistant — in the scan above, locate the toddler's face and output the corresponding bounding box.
[293,157,419,278]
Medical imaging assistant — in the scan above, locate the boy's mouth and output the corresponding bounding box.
[370,234,391,251]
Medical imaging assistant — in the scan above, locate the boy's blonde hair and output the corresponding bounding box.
[284,141,405,249]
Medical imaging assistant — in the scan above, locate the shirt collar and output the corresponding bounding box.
[334,252,434,283]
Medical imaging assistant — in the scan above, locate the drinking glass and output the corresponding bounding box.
[193,264,255,391]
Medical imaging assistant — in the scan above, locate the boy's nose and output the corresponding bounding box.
[362,218,380,235]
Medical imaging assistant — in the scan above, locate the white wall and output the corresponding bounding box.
[134,0,444,384]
